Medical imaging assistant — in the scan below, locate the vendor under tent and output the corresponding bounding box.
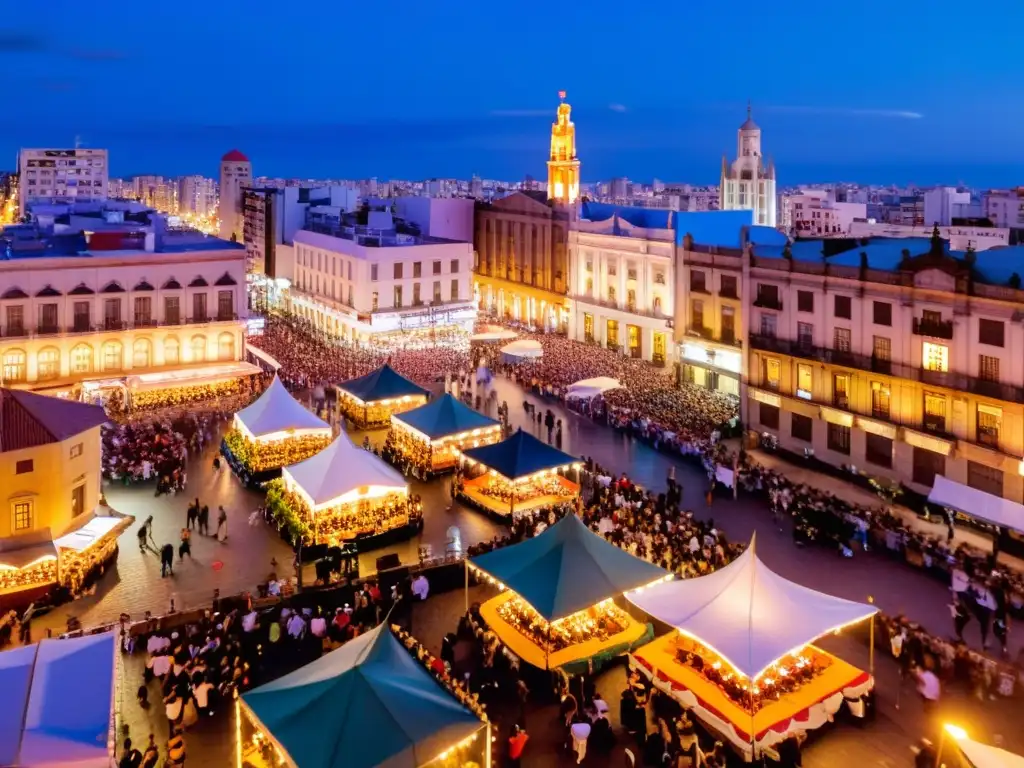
[0,531,58,603]
[566,376,622,400]
[625,536,877,761]
[270,431,420,548]
[387,393,501,474]
[125,360,263,411]
[223,376,333,480]
[53,507,134,594]
[468,514,669,673]
[0,632,118,768]
[239,623,490,768]
[929,475,1024,554]
[336,364,430,428]
[457,428,581,520]
[499,339,543,363]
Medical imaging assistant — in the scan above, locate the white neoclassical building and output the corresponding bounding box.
[720,106,777,227]
[567,203,675,365]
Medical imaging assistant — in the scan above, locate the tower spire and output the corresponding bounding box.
[547,92,580,205]
[747,99,752,120]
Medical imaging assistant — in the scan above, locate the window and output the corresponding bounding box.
[922,342,948,372]
[865,434,893,468]
[756,283,780,308]
[371,264,379,281]
[430,281,440,304]
[583,313,594,343]
[394,286,403,308]
[412,283,422,306]
[191,293,207,321]
[759,403,780,429]
[977,405,1001,448]
[827,423,851,454]
[833,327,851,353]
[690,270,707,293]
[393,263,403,280]
[720,275,737,298]
[2,349,26,382]
[762,358,781,390]
[132,338,151,368]
[102,341,123,371]
[433,261,442,276]
[371,292,379,311]
[922,309,942,324]
[451,259,459,274]
[691,300,705,331]
[451,279,459,301]
[347,262,352,281]
[5,305,24,334]
[873,301,892,326]
[413,262,422,278]
[654,271,666,285]
[38,302,57,331]
[872,336,891,361]
[134,296,152,325]
[833,373,850,408]
[979,355,1000,383]
[721,307,736,342]
[71,344,93,373]
[15,459,33,475]
[608,285,616,303]
[218,332,235,361]
[163,338,179,365]
[190,336,206,362]
[834,295,852,319]
[791,413,813,442]
[164,296,180,325]
[871,381,890,419]
[797,322,813,349]
[796,363,813,398]
[103,298,121,327]
[217,290,233,320]
[36,347,59,380]
[797,290,814,313]
[760,313,777,338]
[347,286,353,307]
[73,301,91,331]
[978,319,1005,347]
[924,392,946,433]
[967,461,1003,497]
[12,501,32,531]
[70,443,83,459]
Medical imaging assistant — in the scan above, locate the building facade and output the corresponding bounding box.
[179,175,217,219]
[219,149,251,242]
[719,107,776,227]
[744,231,1024,507]
[846,221,1010,252]
[473,192,571,332]
[18,148,108,215]
[779,191,867,238]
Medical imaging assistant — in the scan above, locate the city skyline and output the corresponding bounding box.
[3,1,1024,186]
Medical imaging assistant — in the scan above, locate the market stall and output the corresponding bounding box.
[239,623,490,768]
[125,361,263,412]
[336,364,430,428]
[0,531,58,606]
[54,509,134,594]
[566,376,622,400]
[499,339,543,363]
[626,537,877,761]
[268,431,419,549]
[457,428,581,521]
[468,514,669,674]
[0,632,118,768]
[387,393,501,475]
[470,326,517,343]
[223,376,333,482]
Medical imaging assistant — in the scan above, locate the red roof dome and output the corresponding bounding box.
[221,149,249,162]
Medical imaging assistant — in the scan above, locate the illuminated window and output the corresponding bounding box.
[36,347,60,380]
[924,392,947,433]
[583,313,594,343]
[13,501,32,531]
[132,338,152,368]
[923,342,948,372]
[977,405,1001,448]
[871,381,890,419]
[2,349,26,382]
[796,364,813,397]
[102,342,123,371]
[164,338,180,365]
[763,358,781,390]
[190,335,206,362]
[218,333,235,361]
[71,344,93,374]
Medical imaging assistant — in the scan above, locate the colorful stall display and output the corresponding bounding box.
[268,431,418,548]
[125,362,263,412]
[0,532,58,597]
[387,394,501,474]
[224,376,332,475]
[239,624,490,768]
[53,512,134,595]
[336,364,430,428]
[469,514,670,673]
[626,536,877,760]
[458,429,581,520]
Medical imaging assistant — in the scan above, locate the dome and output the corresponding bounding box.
[221,149,249,162]
[740,116,759,131]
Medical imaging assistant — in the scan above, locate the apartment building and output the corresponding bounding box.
[18,148,108,215]
[743,229,1024,507]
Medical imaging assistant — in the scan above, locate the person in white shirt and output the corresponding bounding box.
[914,666,940,710]
[242,611,258,633]
[411,574,430,601]
[193,680,214,716]
[151,654,172,679]
[286,613,306,639]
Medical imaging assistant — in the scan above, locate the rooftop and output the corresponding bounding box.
[300,209,459,248]
[221,149,249,162]
[0,228,244,261]
[0,389,107,453]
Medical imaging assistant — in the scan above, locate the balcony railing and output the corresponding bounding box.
[749,333,1024,403]
[103,319,127,331]
[685,325,742,348]
[1,325,28,339]
[912,317,954,340]
[753,295,783,311]
[35,325,60,336]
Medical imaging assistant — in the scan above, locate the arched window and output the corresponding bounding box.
[2,349,26,382]
[37,347,60,380]
[217,332,235,361]
[164,337,180,365]
[102,341,123,372]
[190,335,206,363]
[133,338,152,369]
[71,344,94,374]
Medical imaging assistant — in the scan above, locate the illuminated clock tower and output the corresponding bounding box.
[547,91,580,205]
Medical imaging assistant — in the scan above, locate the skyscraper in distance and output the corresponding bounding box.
[219,149,251,242]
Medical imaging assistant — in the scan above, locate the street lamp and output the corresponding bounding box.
[935,722,967,768]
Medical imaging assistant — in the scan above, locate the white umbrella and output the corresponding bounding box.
[566,377,622,399]
[500,339,543,361]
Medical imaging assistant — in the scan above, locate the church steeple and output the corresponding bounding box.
[547,90,581,205]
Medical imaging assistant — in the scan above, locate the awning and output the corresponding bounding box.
[928,475,1024,535]
[393,393,499,441]
[566,377,621,399]
[127,361,262,391]
[235,376,331,441]
[53,515,130,552]
[0,531,58,571]
[500,339,543,360]
[336,364,428,404]
[461,428,577,481]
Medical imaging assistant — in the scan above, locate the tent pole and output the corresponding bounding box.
[464,558,470,614]
[869,614,875,677]
[485,722,492,768]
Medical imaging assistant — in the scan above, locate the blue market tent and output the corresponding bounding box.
[394,393,498,439]
[337,364,428,403]
[462,428,577,481]
[470,514,669,622]
[242,624,485,768]
[0,632,116,767]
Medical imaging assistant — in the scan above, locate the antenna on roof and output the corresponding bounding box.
[74,135,86,149]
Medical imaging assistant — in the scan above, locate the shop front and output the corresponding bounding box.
[679,341,743,397]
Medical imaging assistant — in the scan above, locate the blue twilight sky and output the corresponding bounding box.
[3,1,1024,186]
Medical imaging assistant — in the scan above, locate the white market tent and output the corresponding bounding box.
[282,431,408,512]
[500,339,543,361]
[626,537,877,679]
[566,377,622,400]
[234,376,331,442]
[929,475,1024,535]
[470,326,517,342]
[956,735,1024,768]
[0,632,117,767]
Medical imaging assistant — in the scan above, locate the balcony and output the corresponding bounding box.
[685,325,742,348]
[753,295,783,311]
[912,317,954,340]
[749,333,1024,403]
[134,318,158,328]
[102,319,127,331]
[35,325,60,337]
[187,315,209,324]
[1,325,28,339]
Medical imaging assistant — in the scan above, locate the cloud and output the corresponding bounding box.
[488,109,550,118]
[763,105,923,119]
[608,103,628,113]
